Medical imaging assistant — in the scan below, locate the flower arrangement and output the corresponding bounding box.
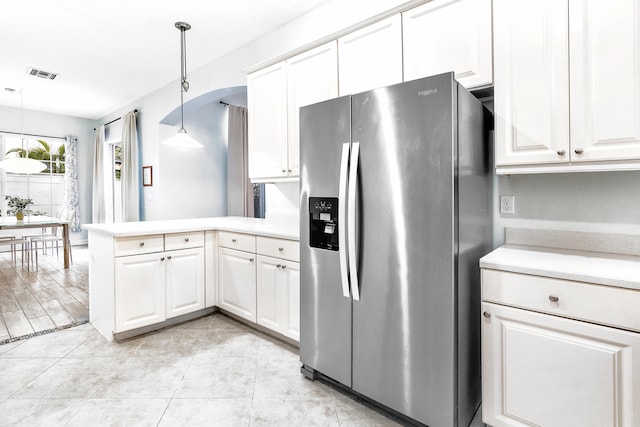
[6,195,33,219]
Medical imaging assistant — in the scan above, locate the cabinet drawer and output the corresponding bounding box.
[165,231,204,251]
[218,231,256,253]
[482,269,640,333]
[114,234,164,257]
[256,236,299,262]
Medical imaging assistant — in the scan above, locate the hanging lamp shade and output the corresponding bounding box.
[162,21,203,148]
[0,157,47,174]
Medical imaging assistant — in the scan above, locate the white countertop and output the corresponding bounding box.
[480,243,640,291]
[82,216,299,241]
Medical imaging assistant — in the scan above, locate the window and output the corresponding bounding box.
[0,135,66,217]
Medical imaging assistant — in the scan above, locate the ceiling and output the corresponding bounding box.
[0,0,330,120]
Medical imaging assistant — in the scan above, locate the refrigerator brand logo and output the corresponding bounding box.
[418,88,438,96]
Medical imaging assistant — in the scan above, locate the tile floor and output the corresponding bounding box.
[0,313,409,426]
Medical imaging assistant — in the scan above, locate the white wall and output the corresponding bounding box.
[0,105,95,242]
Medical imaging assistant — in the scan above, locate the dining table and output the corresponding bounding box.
[0,215,72,268]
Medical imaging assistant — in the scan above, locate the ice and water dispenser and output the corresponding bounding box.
[309,197,339,251]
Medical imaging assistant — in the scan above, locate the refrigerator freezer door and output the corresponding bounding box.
[350,73,458,426]
[300,95,353,387]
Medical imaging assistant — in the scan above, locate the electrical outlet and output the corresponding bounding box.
[500,195,515,214]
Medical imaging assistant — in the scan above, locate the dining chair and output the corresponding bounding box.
[0,237,31,268]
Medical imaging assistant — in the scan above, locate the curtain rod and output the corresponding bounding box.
[220,101,229,106]
[94,109,138,131]
[0,130,66,140]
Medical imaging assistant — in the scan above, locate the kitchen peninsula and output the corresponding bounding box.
[83,217,299,342]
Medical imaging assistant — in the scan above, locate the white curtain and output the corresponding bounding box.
[91,125,106,223]
[120,111,139,222]
[64,136,80,231]
[227,105,253,217]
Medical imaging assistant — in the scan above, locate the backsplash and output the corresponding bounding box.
[265,182,300,224]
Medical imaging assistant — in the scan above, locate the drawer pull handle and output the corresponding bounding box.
[139,242,145,247]
[549,295,559,302]
[232,239,237,243]
[483,311,491,319]
[184,237,189,242]
[278,247,284,252]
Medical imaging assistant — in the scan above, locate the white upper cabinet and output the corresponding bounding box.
[338,15,403,95]
[494,0,640,173]
[286,41,339,177]
[402,0,493,88]
[493,0,570,167]
[248,62,288,180]
[248,42,338,182]
[569,0,640,163]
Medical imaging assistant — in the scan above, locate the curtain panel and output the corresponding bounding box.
[92,125,106,223]
[227,105,253,217]
[64,135,80,231]
[121,111,140,222]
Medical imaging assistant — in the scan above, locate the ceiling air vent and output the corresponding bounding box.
[27,67,59,80]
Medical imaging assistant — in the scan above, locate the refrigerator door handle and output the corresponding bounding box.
[348,142,361,301]
[338,142,351,298]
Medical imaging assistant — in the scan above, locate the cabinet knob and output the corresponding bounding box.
[483,311,491,319]
[184,237,189,242]
[139,242,145,247]
[549,295,559,302]
[167,255,172,260]
[160,257,165,261]
[232,239,237,243]
[282,169,286,173]
[574,148,584,155]
[557,149,566,156]
[276,264,282,268]
[287,169,292,173]
[249,258,254,262]
[281,265,287,270]
[278,247,284,252]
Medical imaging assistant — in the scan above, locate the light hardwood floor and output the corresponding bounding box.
[0,245,88,342]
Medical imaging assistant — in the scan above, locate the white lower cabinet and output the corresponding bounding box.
[256,256,300,341]
[218,247,257,322]
[165,247,205,319]
[481,268,640,427]
[115,252,165,333]
[113,232,206,334]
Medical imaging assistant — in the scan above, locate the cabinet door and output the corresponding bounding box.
[287,41,339,177]
[493,0,570,166]
[165,247,205,319]
[338,14,403,95]
[570,0,640,162]
[280,259,300,341]
[218,247,257,322]
[256,255,280,332]
[248,61,288,180]
[114,253,165,332]
[482,302,640,427]
[402,0,492,88]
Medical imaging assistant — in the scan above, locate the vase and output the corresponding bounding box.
[15,211,24,221]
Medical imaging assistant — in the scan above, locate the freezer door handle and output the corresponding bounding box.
[348,142,360,301]
[338,142,351,298]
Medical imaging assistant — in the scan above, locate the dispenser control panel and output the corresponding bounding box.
[309,197,339,251]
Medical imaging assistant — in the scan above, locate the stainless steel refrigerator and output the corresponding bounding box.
[299,72,492,427]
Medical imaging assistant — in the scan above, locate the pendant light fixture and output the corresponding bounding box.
[162,21,203,148]
[0,88,48,174]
